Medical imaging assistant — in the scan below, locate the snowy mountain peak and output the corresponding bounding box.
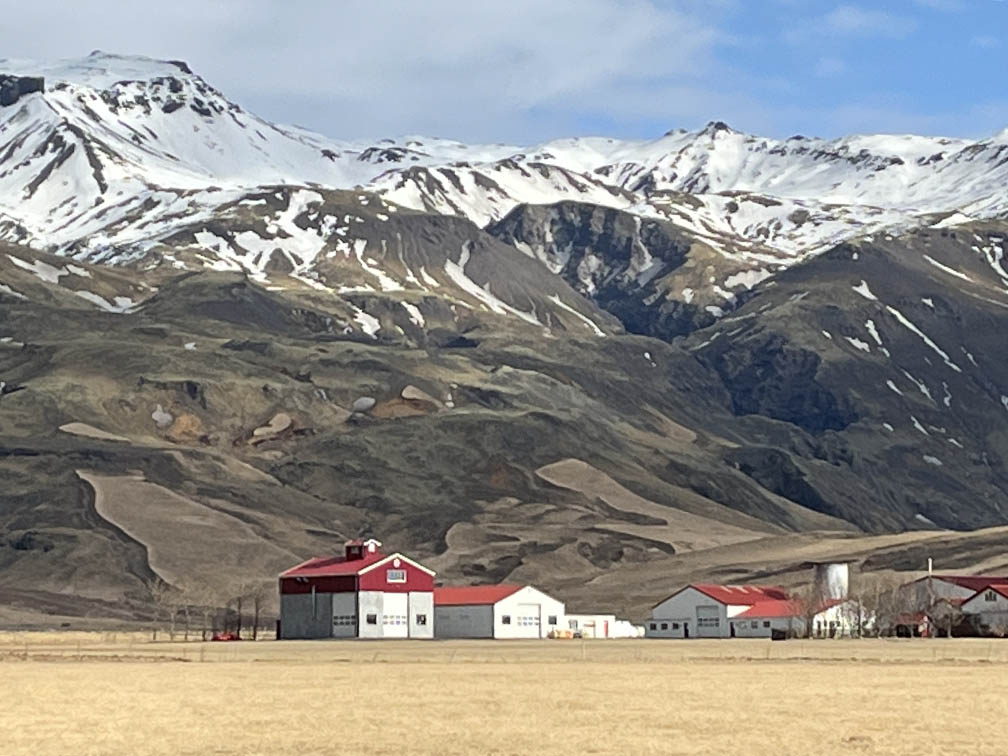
[0,51,195,89]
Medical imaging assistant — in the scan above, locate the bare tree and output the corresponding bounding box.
[147,578,172,641]
[927,598,965,638]
[854,574,917,637]
[788,582,826,639]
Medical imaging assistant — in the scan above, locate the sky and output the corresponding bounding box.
[0,0,1005,144]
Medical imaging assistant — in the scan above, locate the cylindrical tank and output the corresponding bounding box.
[814,563,850,600]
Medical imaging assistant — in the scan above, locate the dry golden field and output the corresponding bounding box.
[2,636,1007,756]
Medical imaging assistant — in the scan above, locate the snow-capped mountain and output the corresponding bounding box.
[1,51,1007,336]
[2,53,1006,260]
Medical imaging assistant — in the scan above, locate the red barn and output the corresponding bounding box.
[278,538,435,639]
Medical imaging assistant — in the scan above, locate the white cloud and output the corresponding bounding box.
[825,5,918,37]
[0,0,729,142]
[972,35,1000,48]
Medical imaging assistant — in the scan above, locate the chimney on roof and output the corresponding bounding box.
[344,537,382,561]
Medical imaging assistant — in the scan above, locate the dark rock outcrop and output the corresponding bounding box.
[0,75,44,107]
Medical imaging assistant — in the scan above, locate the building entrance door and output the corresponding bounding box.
[383,593,408,638]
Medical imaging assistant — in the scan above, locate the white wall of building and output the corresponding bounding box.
[435,604,494,638]
[357,590,384,639]
[731,616,803,638]
[962,589,1008,634]
[408,591,434,639]
[649,587,752,638]
[565,614,616,638]
[492,586,565,639]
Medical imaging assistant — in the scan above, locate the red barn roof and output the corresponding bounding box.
[652,583,790,609]
[735,597,848,619]
[692,583,790,604]
[434,585,522,606]
[912,574,1008,592]
[281,551,387,578]
[735,600,801,619]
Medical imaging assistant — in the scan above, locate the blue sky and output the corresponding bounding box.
[0,0,1005,143]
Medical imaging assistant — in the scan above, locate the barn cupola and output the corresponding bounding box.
[344,537,382,561]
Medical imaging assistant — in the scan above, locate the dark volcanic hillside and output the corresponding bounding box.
[5,218,1008,624]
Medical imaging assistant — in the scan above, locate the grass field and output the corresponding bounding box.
[2,636,1007,755]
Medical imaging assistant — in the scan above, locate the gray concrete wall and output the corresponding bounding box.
[435,604,494,638]
[280,591,333,639]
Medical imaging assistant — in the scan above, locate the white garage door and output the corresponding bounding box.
[695,605,721,638]
[383,593,408,638]
[515,603,542,638]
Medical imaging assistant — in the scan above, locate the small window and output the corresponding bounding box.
[661,623,668,631]
[386,569,406,583]
[569,619,579,630]
[649,623,657,631]
[366,613,377,625]
[985,590,997,602]
[502,615,511,625]
[547,615,558,625]
[672,623,680,630]
[763,621,771,628]
[751,621,758,629]
[416,614,427,626]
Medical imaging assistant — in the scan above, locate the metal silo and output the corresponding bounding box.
[813,562,850,600]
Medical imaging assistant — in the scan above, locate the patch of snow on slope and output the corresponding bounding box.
[74,290,132,312]
[444,243,540,325]
[933,212,973,229]
[6,255,67,284]
[852,280,877,300]
[353,239,402,292]
[901,370,933,402]
[548,294,606,337]
[353,309,380,338]
[885,305,961,372]
[845,336,870,352]
[0,282,27,300]
[400,301,425,328]
[865,319,883,345]
[923,255,971,281]
[723,268,772,290]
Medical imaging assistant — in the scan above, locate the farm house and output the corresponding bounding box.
[900,573,1008,603]
[961,583,1008,634]
[434,584,565,639]
[278,538,435,639]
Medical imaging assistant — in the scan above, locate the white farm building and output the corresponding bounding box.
[646,583,859,639]
[961,583,1008,634]
[434,584,565,639]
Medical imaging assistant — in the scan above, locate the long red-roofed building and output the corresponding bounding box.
[646,583,858,639]
[278,538,436,639]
